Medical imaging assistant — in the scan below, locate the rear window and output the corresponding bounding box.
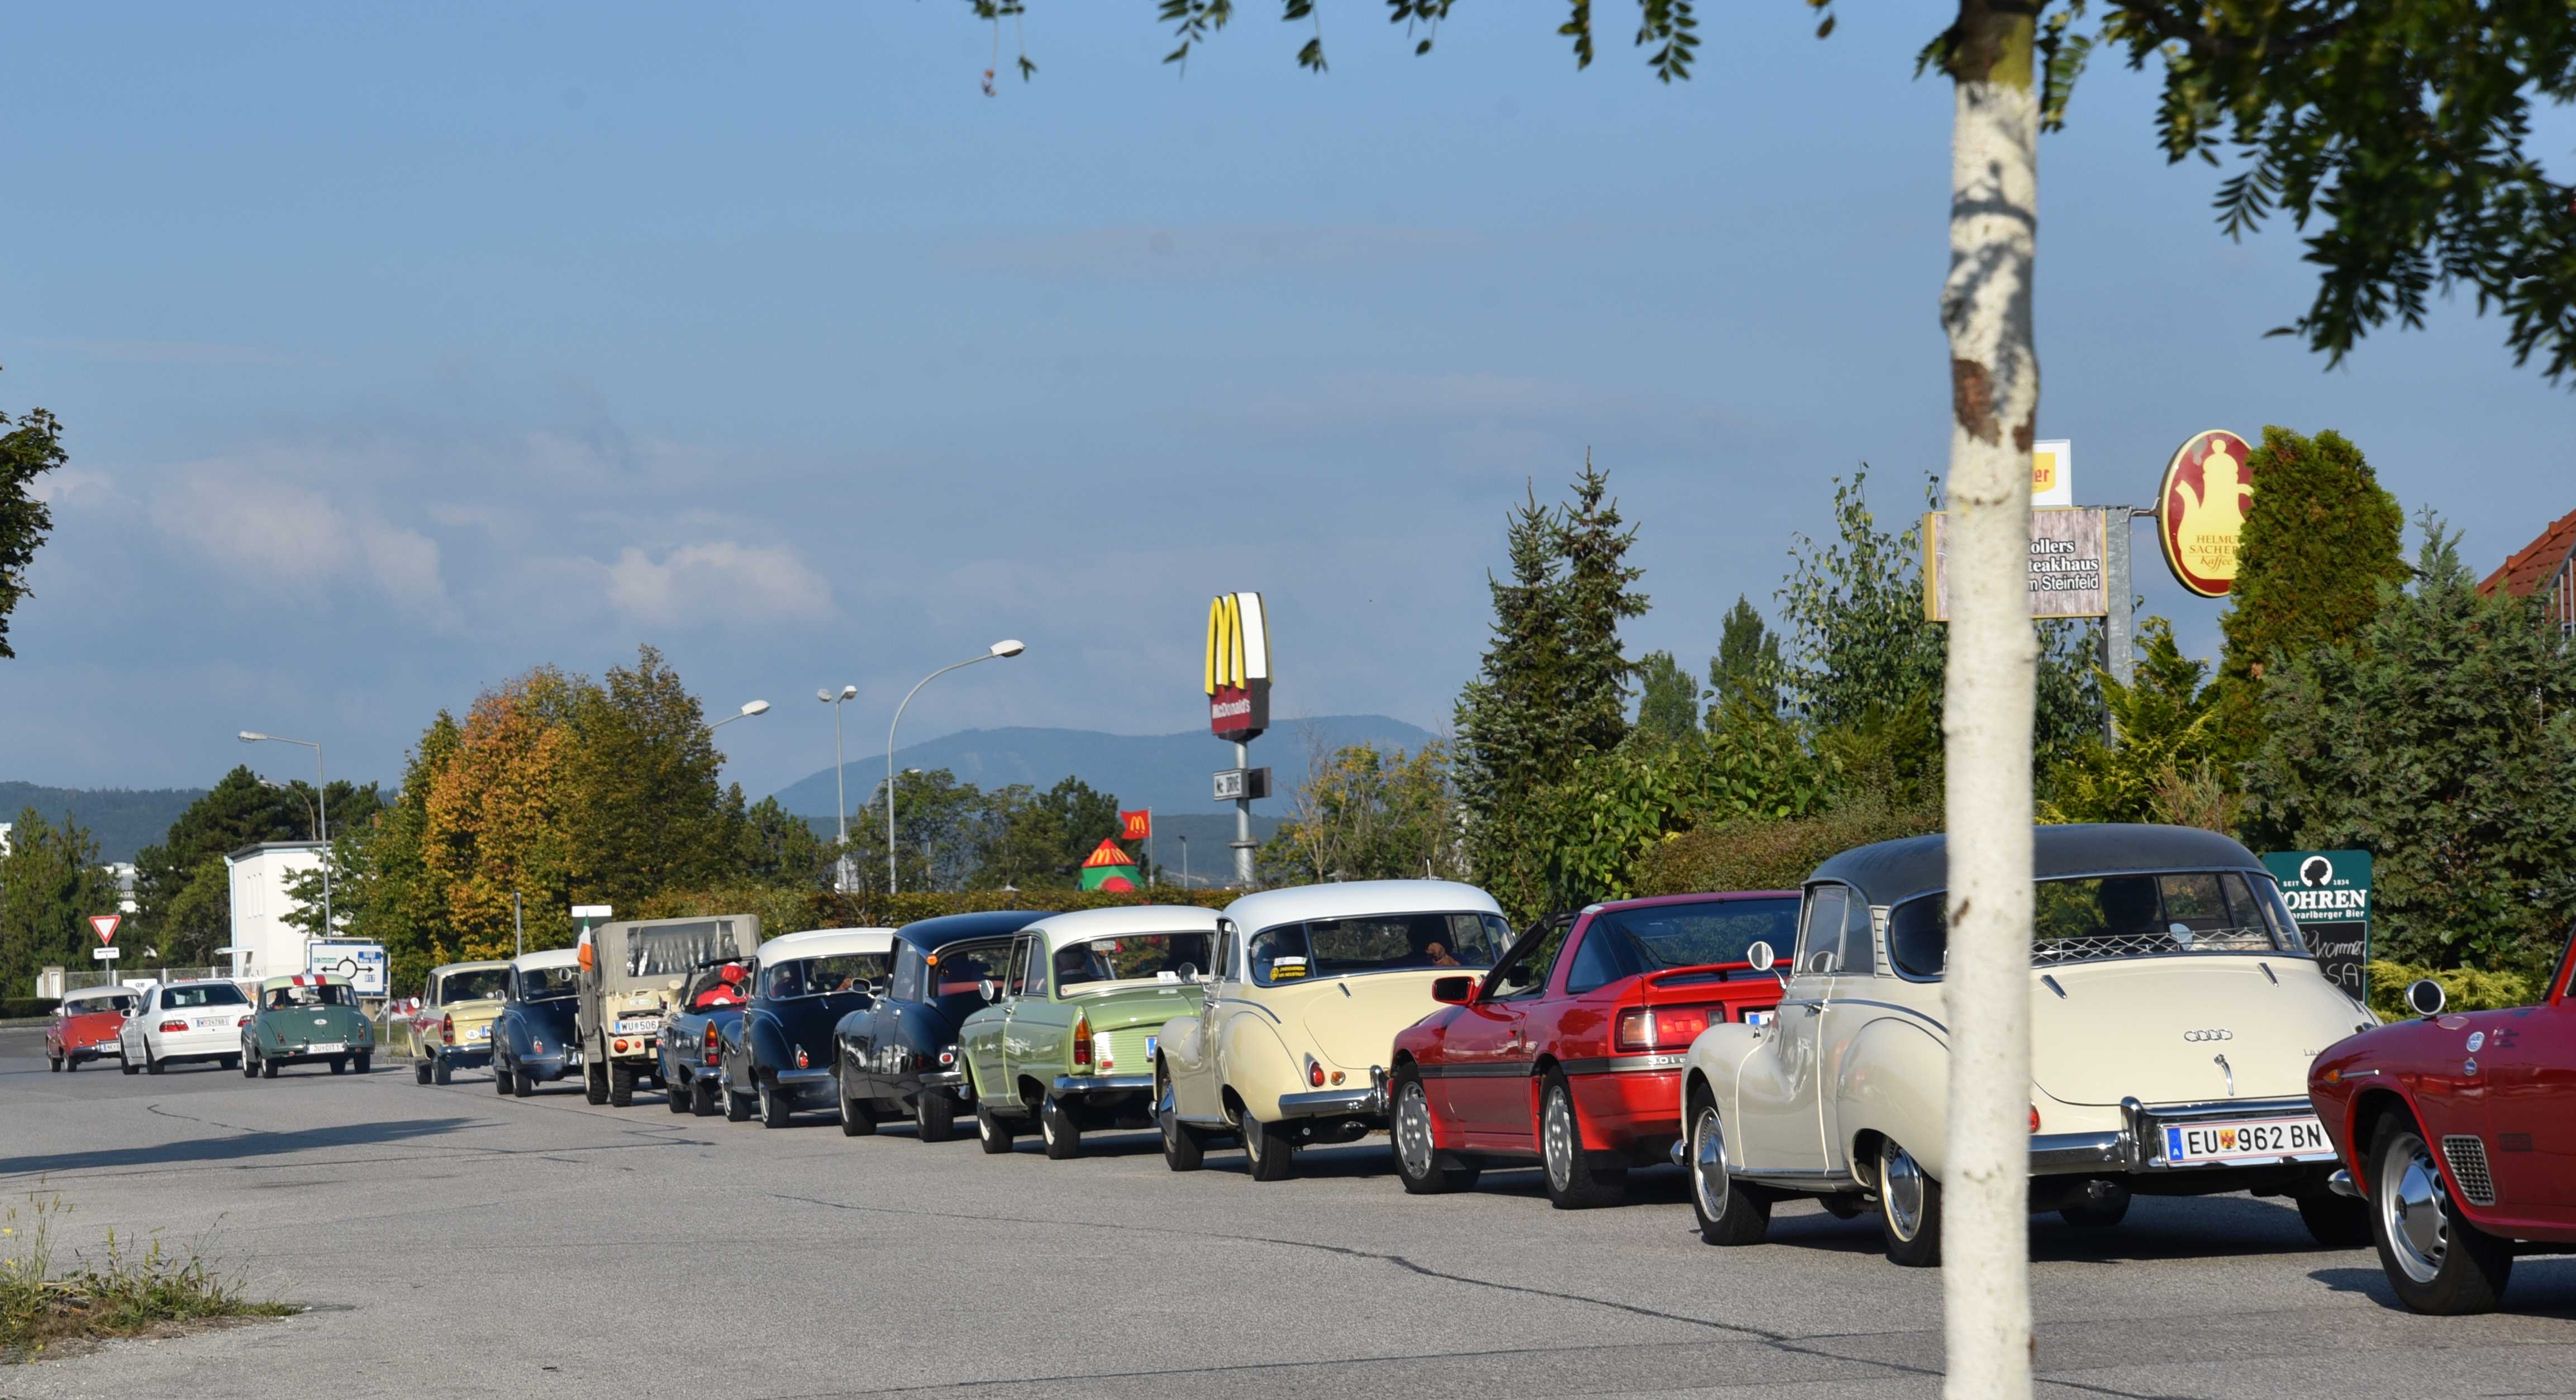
[1053,932,1215,989]
[438,968,510,1003]
[163,983,247,1008]
[1598,898,1801,973]
[1249,913,1510,987]
[517,966,578,1001]
[265,983,355,1009]
[63,992,137,1015]
[1888,869,2308,979]
[761,952,892,1000]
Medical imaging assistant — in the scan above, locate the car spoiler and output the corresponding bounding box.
[1642,961,1761,988]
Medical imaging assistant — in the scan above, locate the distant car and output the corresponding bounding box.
[1388,891,1799,1207]
[491,949,584,1097]
[831,911,1046,1142]
[1156,880,1513,1181]
[388,959,512,1085]
[45,986,137,1072]
[660,956,753,1116]
[118,979,252,1075]
[2310,927,2576,1315]
[242,973,375,1078]
[716,928,896,1127]
[958,906,1217,1159]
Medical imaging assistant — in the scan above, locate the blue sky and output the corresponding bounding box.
[4,4,2569,801]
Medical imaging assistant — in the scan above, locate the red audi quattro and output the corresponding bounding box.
[1387,891,1799,1207]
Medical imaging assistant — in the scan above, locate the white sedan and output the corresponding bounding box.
[120,979,254,1074]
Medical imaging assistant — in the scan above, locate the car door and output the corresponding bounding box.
[1447,917,1573,1145]
[122,988,152,1059]
[1000,935,1054,1094]
[1736,884,1846,1173]
[1811,890,1879,1173]
[960,939,1023,1102]
[2478,943,2576,1217]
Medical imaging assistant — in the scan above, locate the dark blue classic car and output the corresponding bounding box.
[831,910,1044,1142]
[660,956,752,1116]
[491,948,583,1098]
[717,928,897,1127]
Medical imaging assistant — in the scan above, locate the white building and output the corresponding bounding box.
[224,841,328,981]
[104,861,139,915]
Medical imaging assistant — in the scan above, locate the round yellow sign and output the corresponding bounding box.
[2156,429,2256,598]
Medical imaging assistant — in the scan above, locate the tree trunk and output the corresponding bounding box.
[1940,3,2040,1398]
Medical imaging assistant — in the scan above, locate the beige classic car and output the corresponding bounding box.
[386,959,513,1085]
[1154,880,1513,1181]
[1677,824,2380,1266]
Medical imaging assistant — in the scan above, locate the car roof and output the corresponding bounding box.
[61,988,134,1006]
[755,927,895,960]
[1019,904,1221,950]
[1222,880,1503,933]
[891,909,1049,950]
[259,973,350,991]
[513,947,582,972]
[1584,890,1800,917]
[431,960,513,977]
[1812,823,2272,909]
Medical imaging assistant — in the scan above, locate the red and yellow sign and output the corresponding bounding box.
[1204,591,1272,741]
[1079,839,1141,893]
[2157,428,2256,598]
[1119,809,1153,841]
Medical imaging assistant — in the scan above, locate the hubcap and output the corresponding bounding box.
[1544,1088,1576,1189]
[1692,1106,1732,1222]
[1883,1142,1927,1241]
[1395,1082,1436,1179]
[2380,1131,2450,1284]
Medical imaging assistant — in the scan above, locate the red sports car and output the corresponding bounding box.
[45,985,139,1072]
[2310,928,2576,1314]
[1387,891,1799,1207]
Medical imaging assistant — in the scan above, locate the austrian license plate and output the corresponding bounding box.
[1145,1035,1157,1062]
[468,1025,491,1040]
[613,1018,661,1035]
[2162,1116,2329,1164]
[1742,1010,1774,1028]
[310,1041,346,1054]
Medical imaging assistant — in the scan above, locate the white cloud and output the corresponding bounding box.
[148,468,456,622]
[598,540,834,627]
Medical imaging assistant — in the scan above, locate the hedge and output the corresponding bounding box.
[2364,959,2537,1020]
[0,998,57,1020]
[635,884,1249,936]
[1632,803,1942,897]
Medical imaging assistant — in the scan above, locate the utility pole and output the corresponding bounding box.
[513,891,525,959]
[1229,738,1254,889]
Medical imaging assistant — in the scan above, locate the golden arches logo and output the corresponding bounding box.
[1203,592,1269,696]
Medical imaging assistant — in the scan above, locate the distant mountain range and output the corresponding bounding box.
[0,783,206,864]
[767,715,1440,823]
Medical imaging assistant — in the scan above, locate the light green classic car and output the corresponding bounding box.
[242,973,374,1078]
[961,906,1219,1160]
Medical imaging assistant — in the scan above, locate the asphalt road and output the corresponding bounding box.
[4,1026,2573,1399]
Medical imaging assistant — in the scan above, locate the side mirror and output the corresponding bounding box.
[2406,978,2447,1017]
[1431,974,1477,1005]
[1746,941,1777,973]
[854,978,876,999]
[978,978,999,1004]
[1175,963,1199,984]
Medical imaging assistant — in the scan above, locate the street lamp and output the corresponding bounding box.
[257,777,317,841]
[888,640,1023,893]
[240,732,330,940]
[709,698,771,730]
[818,684,859,892]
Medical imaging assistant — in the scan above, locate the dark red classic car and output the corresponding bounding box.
[1387,892,1799,1207]
[2310,931,2576,1315]
[45,986,138,1072]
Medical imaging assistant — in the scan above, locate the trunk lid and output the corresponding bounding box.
[2027,957,2367,1107]
[1264,970,1447,1073]
[1062,981,1204,1034]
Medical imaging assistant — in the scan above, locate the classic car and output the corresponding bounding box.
[1676,824,2379,1265]
[388,960,512,1085]
[716,927,896,1127]
[958,906,1217,1158]
[2310,931,2576,1315]
[242,973,376,1077]
[118,979,252,1075]
[45,986,137,1071]
[660,957,753,1116]
[832,910,1047,1142]
[576,914,761,1107]
[491,948,584,1097]
[1156,880,1513,1181]
[1388,890,1799,1206]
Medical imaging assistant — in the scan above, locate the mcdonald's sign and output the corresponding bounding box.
[1203,591,1272,741]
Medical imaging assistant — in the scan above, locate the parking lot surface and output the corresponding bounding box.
[3,1026,2572,1398]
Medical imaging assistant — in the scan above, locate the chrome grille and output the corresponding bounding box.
[2441,1135,2496,1206]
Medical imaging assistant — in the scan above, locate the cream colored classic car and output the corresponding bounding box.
[1677,824,2381,1266]
[1154,880,1513,1181]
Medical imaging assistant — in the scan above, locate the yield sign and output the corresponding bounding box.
[89,915,121,945]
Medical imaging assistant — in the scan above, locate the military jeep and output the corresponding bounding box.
[577,915,761,1107]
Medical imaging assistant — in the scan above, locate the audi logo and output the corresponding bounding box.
[2182,1029,2234,1043]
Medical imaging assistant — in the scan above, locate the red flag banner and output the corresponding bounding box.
[1120,809,1152,841]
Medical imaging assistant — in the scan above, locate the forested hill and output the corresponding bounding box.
[0,783,206,864]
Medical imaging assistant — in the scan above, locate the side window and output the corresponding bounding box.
[1002,937,1031,998]
[1796,886,1850,977]
[1840,894,1877,977]
[1485,918,1572,1000]
[1561,925,1633,996]
[890,947,922,1003]
[1218,927,1243,982]
[1020,937,1049,1000]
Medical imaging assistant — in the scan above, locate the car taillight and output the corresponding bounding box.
[237,1015,253,1027]
[704,1023,720,1066]
[1305,1054,1325,1087]
[796,1046,810,1069]
[160,1020,188,1034]
[2030,1105,2042,1133]
[1071,1015,1093,1069]
[1614,1005,1713,1053]
[441,1014,455,1042]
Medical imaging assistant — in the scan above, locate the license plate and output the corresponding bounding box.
[2163,1116,2329,1164]
[613,1018,661,1035]
[1146,1035,1157,1061]
[1743,1010,1774,1028]
[468,1026,491,1040]
[311,1041,346,1054]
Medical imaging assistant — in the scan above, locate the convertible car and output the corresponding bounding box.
[1677,824,2379,1265]
[1156,880,1512,1181]
[661,957,753,1116]
[491,948,583,1097]
[1388,891,1798,1207]
[832,910,1045,1142]
[716,927,894,1127]
[959,906,1216,1159]
[242,973,375,1077]
[2310,927,2576,1315]
[45,985,136,1072]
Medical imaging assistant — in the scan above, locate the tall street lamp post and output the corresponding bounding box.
[887,640,1024,893]
[240,732,330,942]
[710,698,771,730]
[818,684,858,892]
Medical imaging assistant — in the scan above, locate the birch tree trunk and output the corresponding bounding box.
[1939,3,2040,1398]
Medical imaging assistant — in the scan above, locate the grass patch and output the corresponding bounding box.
[1,1192,294,1363]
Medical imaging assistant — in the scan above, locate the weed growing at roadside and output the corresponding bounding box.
[1,1191,293,1362]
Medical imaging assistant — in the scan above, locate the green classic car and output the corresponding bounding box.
[961,906,1218,1159]
[242,973,375,1078]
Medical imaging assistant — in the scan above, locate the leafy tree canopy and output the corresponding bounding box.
[0,406,65,660]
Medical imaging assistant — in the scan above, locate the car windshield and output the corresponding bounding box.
[1249,912,1511,986]
[161,983,247,1009]
[1597,898,1802,970]
[680,965,748,1010]
[266,983,355,1009]
[1888,869,2307,978]
[1053,932,1215,989]
[64,992,137,1016]
[439,968,510,1003]
[763,951,892,1000]
[926,940,1012,1021]
[517,966,578,1001]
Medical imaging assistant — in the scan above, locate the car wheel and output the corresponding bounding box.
[2368,1115,2513,1313]
[121,1051,140,1075]
[917,1088,956,1144]
[584,1061,610,1106]
[1390,1070,1475,1194]
[493,1059,512,1095]
[1040,1095,1082,1160]
[1876,1137,1942,1268]
[1540,1074,1626,1209]
[241,1053,259,1080]
[838,1066,878,1137]
[330,1057,348,1075]
[431,1056,452,1087]
[724,1079,754,1122]
[513,1066,535,1098]
[260,1054,281,1079]
[47,1053,61,1073]
[666,1072,692,1114]
[1157,1068,1205,1172]
[353,1053,372,1075]
[758,1074,792,1128]
[975,1102,1016,1155]
[65,1056,79,1073]
[1686,1092,1771,1246]
[692,1079,720,1117]
[610,1063,637,1108]
[2059,1182,2131,1229]
[416,1058,434,1085]
[2294,1169,2371,1249]
[221,1054,242,1072]
[1238,1108,1296,1183]
[145,1046,164,1075]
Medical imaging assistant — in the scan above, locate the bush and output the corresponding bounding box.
[1632,802,1941,897]
[637,884,1247,935]
[1,1193,291,1361]
[0,999,56,1020]
[2364,960,2539,1020]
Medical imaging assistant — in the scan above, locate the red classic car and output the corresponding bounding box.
[45,986,139,1072]
[1387,891,1799,1207]
[2310,934,2576,1315]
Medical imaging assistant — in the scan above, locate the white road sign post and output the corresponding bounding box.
[90,914,121,945]
[93,946,122,961]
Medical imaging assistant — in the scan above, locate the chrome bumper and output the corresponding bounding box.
[1053,1073,1153,1096]
[919,1069,967,1088]
[1278,1085,1385,1119]
[2118,1094,2335,1170]
[773,1066,835,1097]
[2030,1131,2130,1176]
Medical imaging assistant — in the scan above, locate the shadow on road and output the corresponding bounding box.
[2312,1260,2576,1317]
[0,1117,478,1178]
